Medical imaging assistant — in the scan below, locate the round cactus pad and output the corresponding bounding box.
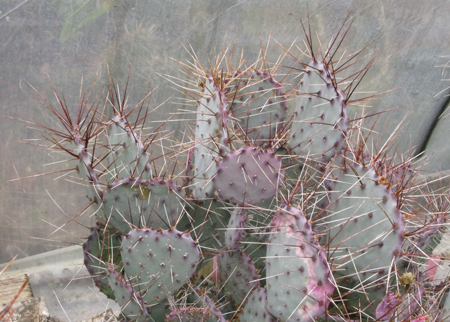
[120,227,200,305]
[214,146,284,205]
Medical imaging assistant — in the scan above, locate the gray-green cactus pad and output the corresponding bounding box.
[214,145,284,205]
[229,70,287,147]
[322,157,405,285]
[225,208,247,250]
[70,134,101,204]
[106,265,148,321]
[107,114,152,180]
[193,76,229,199]
[287,60,348,162]
[217,248,259,304]
[120,227,200,305]
[99,177,184,234]
[240,287,275,322]
[83,225,121,299]
[266,206,334,322]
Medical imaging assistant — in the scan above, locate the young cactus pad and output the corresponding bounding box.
[287,60,348,162]
[192,76,229,199]
[228,70,288,147]
[107,114,152,180]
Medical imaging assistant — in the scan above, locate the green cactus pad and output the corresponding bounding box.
[287,60,348,162]
[229,70,287,147]
[106,265,149,321]
[217,248,259,304]
[83,225,122,300]
[107,114,152,180]
[69,134,102,205]
[178,199,231,257]
[323,157,405,285]
[99,177,184,234]
[225,208,247,250]
[120,227,200,305]
[240,287,275,322]
[192,76,229,199]
[239,202,274,274]
[214,145,284,205]
[266,206,334,322]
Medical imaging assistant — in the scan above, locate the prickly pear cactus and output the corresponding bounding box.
[25,18,450,322]
[192,76,229,199]
[287,60,348,162]
[228,69,288,148]
[323,155,405,285]
[120,227,200,305]
[266,206,334,321]
[213,145,284,205]
[240,287,274,322]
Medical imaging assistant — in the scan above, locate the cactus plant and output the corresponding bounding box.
[21,17,450,322]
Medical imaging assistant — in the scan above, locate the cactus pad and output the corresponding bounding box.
[214,145,284,205]
[83,225,121,299]
[240,287,275,322]
[120,227,200,305]
[266,206,334,321]
[287,60,348,162]
[229,70,287,147]
[192,76,229,199]
[107,114,152,180]
[217,249,259,304]
[106,265,148,321]
[99,178,183,234]
[323,158,405,285]
[225,208,247,250]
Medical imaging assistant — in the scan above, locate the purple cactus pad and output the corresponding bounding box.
[214,145,284,205]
